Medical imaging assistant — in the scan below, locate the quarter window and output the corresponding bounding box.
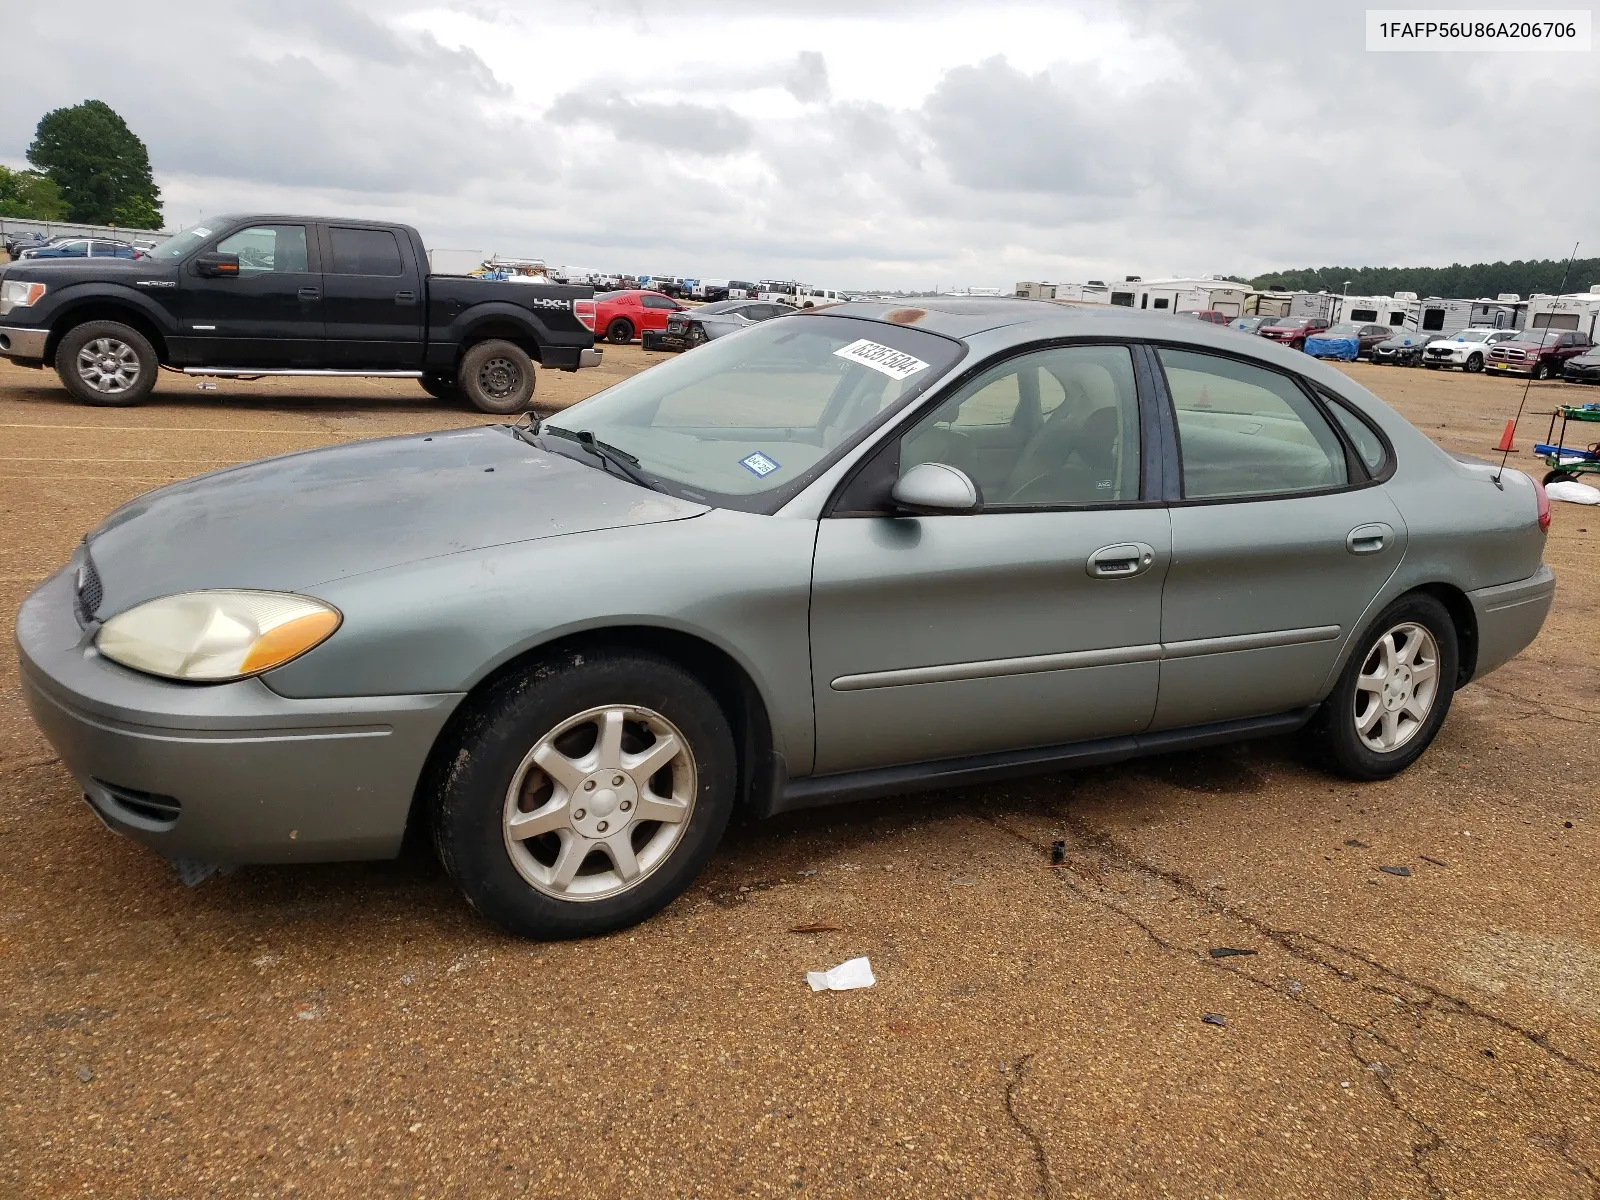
[900,344,1141,507]
[328,227,403,276]
[1158,348,1349,500]
[215,225,310,274]
[1323,395,1389,475]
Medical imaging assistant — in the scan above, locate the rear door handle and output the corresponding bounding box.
[395,290,416,305]
[1087,542,1156,579]
[297,286,320,301]
[1346,522,1393,555]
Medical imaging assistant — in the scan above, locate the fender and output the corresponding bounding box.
[34,280,183,342]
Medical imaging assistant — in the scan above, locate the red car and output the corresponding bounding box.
[1257,316,1331,350]
[593,289,685,344]
[1485,329,1594,380]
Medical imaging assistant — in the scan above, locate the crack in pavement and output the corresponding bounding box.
[1348,1031,1447,1200]
[1002,1053,1052,1198]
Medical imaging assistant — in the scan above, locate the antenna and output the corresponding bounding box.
[1493,241,1580,485]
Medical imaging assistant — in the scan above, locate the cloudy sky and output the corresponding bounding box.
[2,1,1596,288]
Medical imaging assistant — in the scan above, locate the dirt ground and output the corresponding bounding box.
[1,349,1597,1198]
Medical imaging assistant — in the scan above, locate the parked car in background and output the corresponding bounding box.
[1370,329,1435,366]
[594,289,685,344]
[4,231,50,259]
[1562,344,1600,384]
[16,299,1555,939]
[1485,329,1593,380]
[1229,315,1276,335]
[1421,327,1520,372]
[1258,316,1331,350]
[19,238,143,260]
[1305,322,1393,361]
[657,299,792,350]
[1184,310,1232,325]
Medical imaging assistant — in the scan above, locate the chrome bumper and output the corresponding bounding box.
[0,324,48,359]
[578,347,603,369]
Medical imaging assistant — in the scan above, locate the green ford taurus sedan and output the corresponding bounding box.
[17,299,1555,938]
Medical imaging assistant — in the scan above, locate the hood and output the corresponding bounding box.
[2,255,170,285]
[84,426,708,616]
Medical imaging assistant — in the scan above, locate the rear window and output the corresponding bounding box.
[328,227,404,276]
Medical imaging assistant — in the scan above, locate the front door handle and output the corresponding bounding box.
[1087,542,1156,579]
[1347,522,1393,555]
[395,290,416,305]
[297,286,320,301]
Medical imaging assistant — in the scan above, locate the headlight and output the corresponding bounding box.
[96,591,341,682]
[0,279,48,316]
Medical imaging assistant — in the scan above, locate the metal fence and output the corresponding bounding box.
[0,215,171,244]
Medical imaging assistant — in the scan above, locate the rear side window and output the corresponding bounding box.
[328,227,404,276]
[1158,348,1349,500]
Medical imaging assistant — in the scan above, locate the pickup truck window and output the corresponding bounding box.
[216,225,309,274]
[329,227,404,276]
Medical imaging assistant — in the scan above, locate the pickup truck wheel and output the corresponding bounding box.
[420,372,461,402]
[1531,361,1549,381]
[606,319,634,345]
[55,321,158,407]
[460,340,535,415]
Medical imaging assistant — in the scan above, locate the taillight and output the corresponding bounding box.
[1533,476,1551,533]
[573,299,596,332]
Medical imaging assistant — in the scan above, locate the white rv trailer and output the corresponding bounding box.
[1289,292,1338,321]
[1334,294,1417,329]
[1248,291,1294,317]
[1129,277,1251,317]
[1525,289,1600,338]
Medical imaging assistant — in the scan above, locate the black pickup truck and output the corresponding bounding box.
[0,214,601,412]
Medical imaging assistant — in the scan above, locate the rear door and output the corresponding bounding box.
[1152,347,1405,729]
[173,223,324,367]
[319,224,425,368]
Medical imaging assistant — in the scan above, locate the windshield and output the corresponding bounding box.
[1324,323,1361,336]
[544,315,962,505]
[1516,331,1560,345]
[146,226,215,261]
[1264,318,1308,329]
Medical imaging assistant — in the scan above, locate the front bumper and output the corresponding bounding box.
[1486,359,1533,376]
[1564,366,1600,383]
[1467,564,1556,682]
[17,562,463,865]
[0,323,48,360]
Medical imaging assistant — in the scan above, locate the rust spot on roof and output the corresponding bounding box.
[884,308,927,325]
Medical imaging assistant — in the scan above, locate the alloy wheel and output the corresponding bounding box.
[502,704,696,901]
[76,338,141,394]
[1353,622,1440,753]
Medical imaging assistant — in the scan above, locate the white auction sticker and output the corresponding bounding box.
[833,339,929,380]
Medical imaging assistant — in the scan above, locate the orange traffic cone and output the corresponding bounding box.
[1495,419,1516,452]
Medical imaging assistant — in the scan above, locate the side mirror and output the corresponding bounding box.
[195,253,240,279]
[891,462,981,514]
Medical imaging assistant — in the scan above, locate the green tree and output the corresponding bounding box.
[26,99,163,228]
[0,165,68,219]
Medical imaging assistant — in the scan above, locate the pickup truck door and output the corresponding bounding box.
[318,224,425,368]
[172,223,324,367]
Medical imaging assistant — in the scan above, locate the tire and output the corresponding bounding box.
[1465,353,1483,373]
[459,339,535,415]
[1310,593,1458,781]
[1531,361,1548,381]
[420,371,461,402]
[688,324,708,347]
[1544,469,1578,485]
[431,651,737,939]
[54,321,159,407]
[606,319,634,345]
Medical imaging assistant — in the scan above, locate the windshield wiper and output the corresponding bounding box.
[548,427,662,492]
[508,410,541,447]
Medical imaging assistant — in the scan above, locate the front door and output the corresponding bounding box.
[810,343,1170,776]
[1150,346,1406,729]
[174,223,323,366]
[319,224,425,368]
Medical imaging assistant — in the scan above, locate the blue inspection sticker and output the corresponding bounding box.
[740,451,781,478]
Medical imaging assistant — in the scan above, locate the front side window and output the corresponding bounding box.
[641,294,679,310]
[328,227,403,276]
[1159,348,1349,500]
[215,225,310,274]
[543,315,962,503]
[899,345,1140,507]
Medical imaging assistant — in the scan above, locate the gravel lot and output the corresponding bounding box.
[1,350,1597,1198]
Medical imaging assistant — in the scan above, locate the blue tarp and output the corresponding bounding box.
[1304,335,1360,360]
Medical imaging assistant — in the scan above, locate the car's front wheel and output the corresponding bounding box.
[1531,360,1549,381]
[1466,353,1483,373]
[1312,594,1458,781]
[55,321,159,407]
[432,651,737,939]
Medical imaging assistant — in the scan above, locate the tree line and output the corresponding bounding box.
[0,100,163,229]
[1250,258,1598,300]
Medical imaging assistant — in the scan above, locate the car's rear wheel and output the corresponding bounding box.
[55,321,159,407]
[688,324,708,346]
[607,319,634,345]
[431,651,736,939]
[420,371,461,402]
[1466,353,1483,373]
[459,339,535,414]
[1311,594,1458,781]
